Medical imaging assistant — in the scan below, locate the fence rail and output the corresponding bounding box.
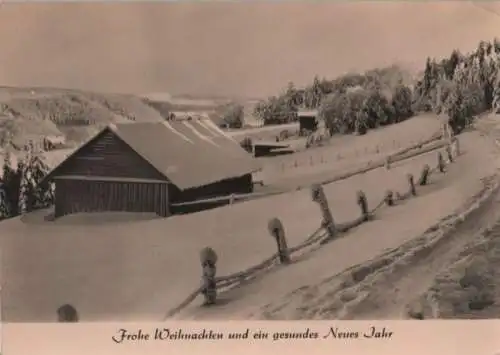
[163,135,461,319]
[169,189,286,208]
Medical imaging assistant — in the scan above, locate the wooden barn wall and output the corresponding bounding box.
[254,146,277,157]
[170,173,253,214]
[52,130,167,181]
[54,179,170,218]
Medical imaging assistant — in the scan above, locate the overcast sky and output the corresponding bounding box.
[0,2,500,98]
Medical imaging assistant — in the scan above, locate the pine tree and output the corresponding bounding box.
[391,85,413,121]
[444,50,461,80]
[0,153,12,219]
[1,151,22,218]
[423,57,433,93]
[17,159,29,214]
[0,179,9,220]
[354,111,368,135]
[28,153,54,209]
[494,37,500,54]
[493,76,500,112]
[17,143,54,213]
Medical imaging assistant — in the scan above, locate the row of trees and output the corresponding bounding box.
[252,38,500,136]
[0,148,54,221]
[413,39,500,133]
[252,66,415,133]
[318,84,413,135]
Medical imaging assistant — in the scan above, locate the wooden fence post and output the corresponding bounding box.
[453,137,461,156]
[57,304,79,322]
[384,190,394,206]
[446,144,453,163]
[385,156,391,170]
[407,173,416,196]
[437,151,445,173]
[356,190,369,220]
[311,184,336,240]
[200,247,218,306]
[418,164,431,186]
[268,218,290,264]
[441,123,449,141]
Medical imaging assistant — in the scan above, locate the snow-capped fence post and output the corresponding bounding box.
[385,156,391,170]
[437,151,446,173]
[57,304,79,322]
[356,190,369,221]
[384,190,394,206]
[446,144,453,163]
[407,173,416,197]
[200,247,218,306]
[418,164,431,186]
[453,137,461,156]
[311,184,336,240]
[268,217,290,264]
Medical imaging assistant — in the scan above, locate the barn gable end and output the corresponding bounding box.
[45,128,168,182]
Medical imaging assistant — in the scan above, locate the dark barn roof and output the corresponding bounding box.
[44,119,262,190]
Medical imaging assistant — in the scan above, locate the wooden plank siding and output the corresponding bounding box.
[169,173,253,214]
[54,178,170,218]
[170,173,253,203]
[50,128,171,218]
[52,129,167,181]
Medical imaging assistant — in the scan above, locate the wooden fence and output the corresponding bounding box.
[163,136,461,319]
[170,132,446,210]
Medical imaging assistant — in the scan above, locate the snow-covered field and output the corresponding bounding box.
[256,114,444,190]
[173,129,500,320]
[2,115,499,322]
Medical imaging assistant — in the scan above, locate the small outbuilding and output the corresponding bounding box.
[41,119,261,218]
[298,110,319,133]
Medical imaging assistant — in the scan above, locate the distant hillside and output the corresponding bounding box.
[171,93,263,103]
[0,87,230,152]
[142,94,264,128]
